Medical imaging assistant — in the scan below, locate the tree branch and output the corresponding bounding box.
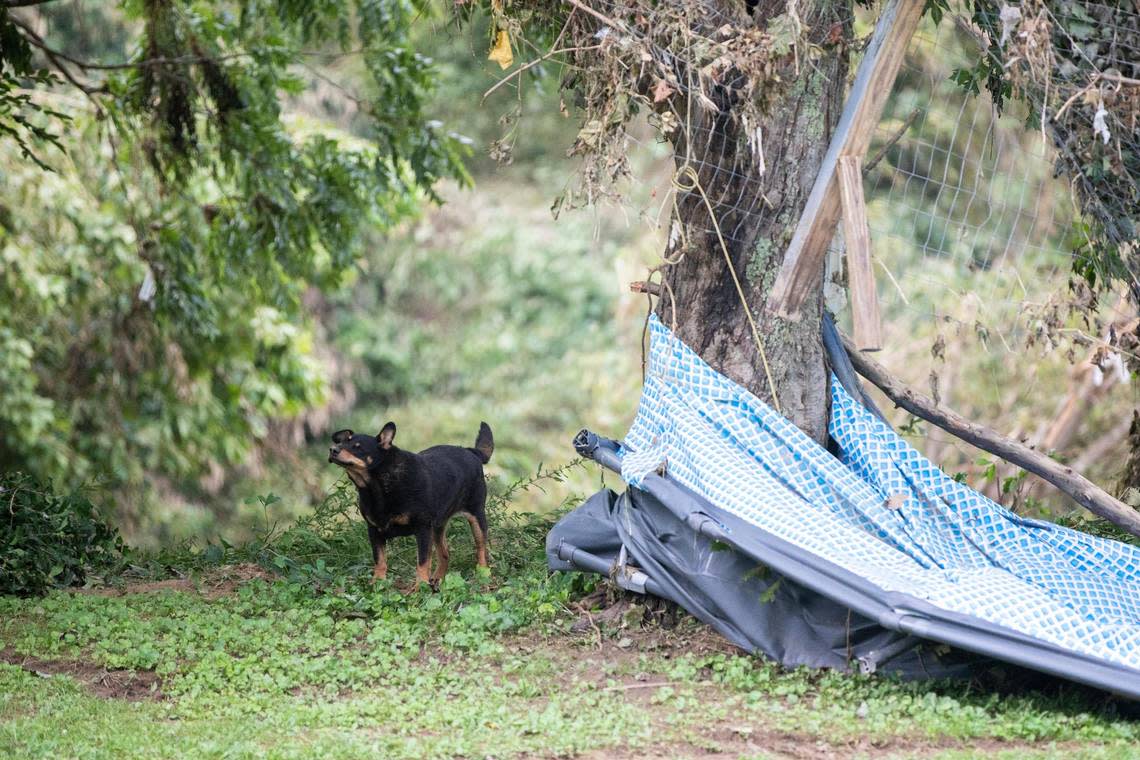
[482,44,597,102]
[8,14,250,71]
[862,108,919,177]
[840,331,1140,537]
[629,280,662,296]
[7,15,105,108]
[41,44,102,99]
[561,0,628,34]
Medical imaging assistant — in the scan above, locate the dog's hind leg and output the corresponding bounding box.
[463,478,490,570]
[461,512,490,569]
[430,526,450,587]
[414,528,433,589]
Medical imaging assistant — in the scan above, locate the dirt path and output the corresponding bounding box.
[0,648,163,701]
[70,562,275,599]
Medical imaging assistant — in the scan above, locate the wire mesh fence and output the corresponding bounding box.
[862,2,1137,351]
[551,0,1136,341]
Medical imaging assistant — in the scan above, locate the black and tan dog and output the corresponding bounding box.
[328,421,492,589]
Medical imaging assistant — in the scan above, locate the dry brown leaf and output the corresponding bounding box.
[824,22,844,46]
[652,78,675,103]
[931,333,946,361]
[488,30,513,70]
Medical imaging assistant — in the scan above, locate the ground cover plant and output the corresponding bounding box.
[2,470,1139,760]
[5,2,1140,758]
[0,472,125,597]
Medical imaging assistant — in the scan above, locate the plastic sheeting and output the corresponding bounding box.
[548,315,1140,699]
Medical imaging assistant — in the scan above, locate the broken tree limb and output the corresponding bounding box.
[839,331,1140,537]
[863,108,920,177]
[629,280,662,296]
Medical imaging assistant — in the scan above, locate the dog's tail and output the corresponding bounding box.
[471,422,494,464]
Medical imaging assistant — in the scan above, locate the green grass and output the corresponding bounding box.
[2,482,1138,759]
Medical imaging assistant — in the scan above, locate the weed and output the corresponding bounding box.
[0,473,125,596]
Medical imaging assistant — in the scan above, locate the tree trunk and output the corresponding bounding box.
[657,1,851,443]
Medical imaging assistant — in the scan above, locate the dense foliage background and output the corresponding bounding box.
[2,1,1137,548]
[0,1,472,539]
[0,1,651,544]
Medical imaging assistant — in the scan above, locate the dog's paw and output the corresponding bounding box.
[428,579,441,593]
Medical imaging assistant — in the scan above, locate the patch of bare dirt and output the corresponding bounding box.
[199,563,277,595]
[536,731,1097,760]
[567,586,739,660]
[73,562,276,599]
[557,730,836,759]
[500,603,1105,760]
[1,649,163,701]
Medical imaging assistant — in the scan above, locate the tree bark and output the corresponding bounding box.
[657,0,851,443]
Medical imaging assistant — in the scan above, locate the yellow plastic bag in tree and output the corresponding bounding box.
[488,30,513,70]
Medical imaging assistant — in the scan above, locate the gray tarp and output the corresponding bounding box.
[546,316,1140,700]
[548,441,974,678]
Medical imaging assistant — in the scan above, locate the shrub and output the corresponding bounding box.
[0,472,124,596]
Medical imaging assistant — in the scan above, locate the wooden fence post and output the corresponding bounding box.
[837,156,883,351]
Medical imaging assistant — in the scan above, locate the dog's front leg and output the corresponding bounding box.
[368,526,387,582]
[414,528,434,591]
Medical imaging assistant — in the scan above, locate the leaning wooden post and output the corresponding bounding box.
[767,0,925,321]
[837,156,883,351]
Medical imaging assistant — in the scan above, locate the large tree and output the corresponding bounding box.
[492,0,853,441]
[652,0,848,443]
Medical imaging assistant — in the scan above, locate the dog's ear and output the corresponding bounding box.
[331,429,354,445]
[377,422,396,449]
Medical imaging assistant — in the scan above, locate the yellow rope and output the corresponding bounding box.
[671,164,782,414]
[639,267,676,382]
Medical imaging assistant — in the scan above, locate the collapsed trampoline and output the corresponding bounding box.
[547,315,1140,700]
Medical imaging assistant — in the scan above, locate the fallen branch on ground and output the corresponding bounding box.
[839,332,1140,538]
[600,681,693,691]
